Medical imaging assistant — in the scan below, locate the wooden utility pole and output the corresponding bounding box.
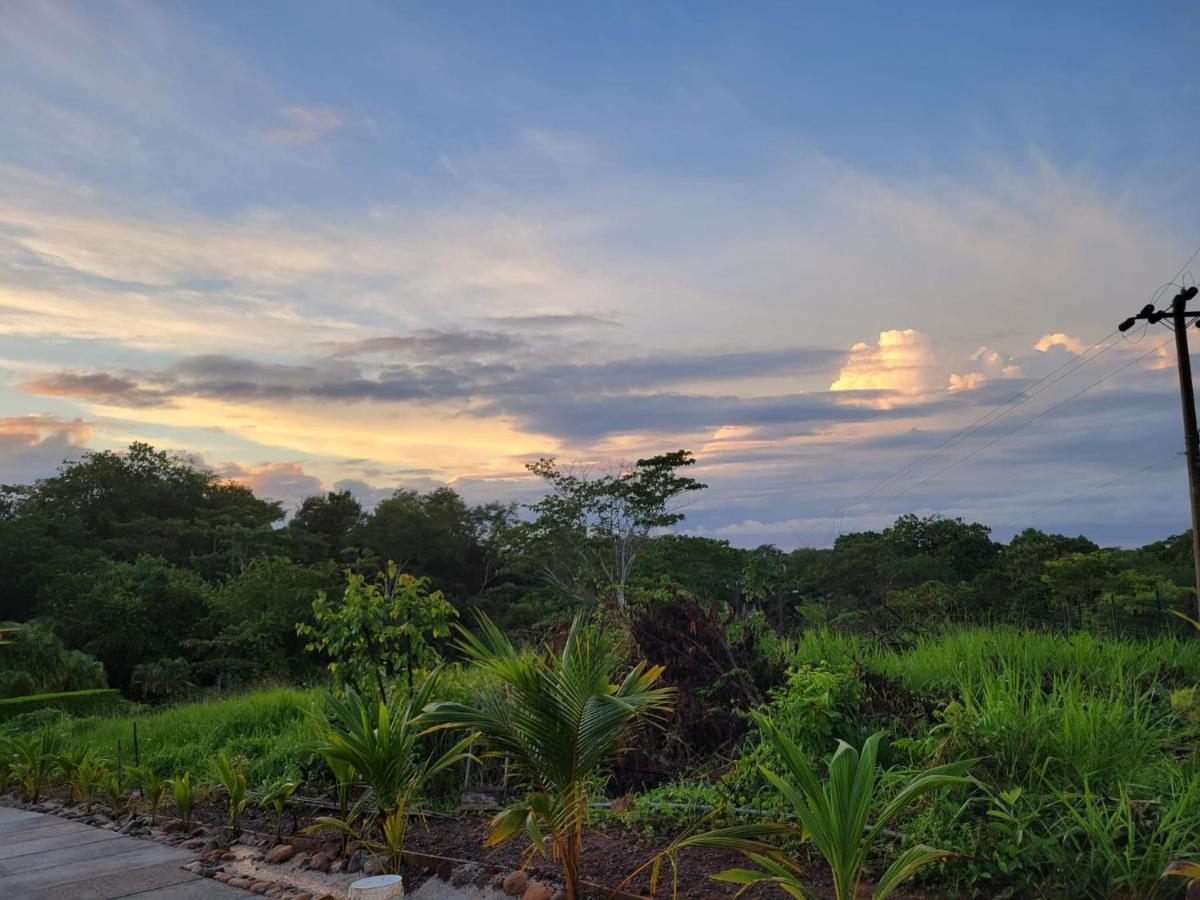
[1121,285,1200,619]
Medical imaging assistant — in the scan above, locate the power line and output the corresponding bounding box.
[835,330,1120,517]
[866,335,1174,511]
[996,451,1183,530]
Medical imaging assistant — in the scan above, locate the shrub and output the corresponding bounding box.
[0,689,124,723]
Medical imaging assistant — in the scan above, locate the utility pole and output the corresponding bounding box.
[1120,285,1200,619]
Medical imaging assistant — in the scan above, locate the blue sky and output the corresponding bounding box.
[2,1,1199,547]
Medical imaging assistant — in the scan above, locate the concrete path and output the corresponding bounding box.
[0,806,254,899]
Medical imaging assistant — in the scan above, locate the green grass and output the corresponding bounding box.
[869,627,1200,696]
[61,686,323,785]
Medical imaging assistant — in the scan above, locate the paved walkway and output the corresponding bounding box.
[0,806,253,899]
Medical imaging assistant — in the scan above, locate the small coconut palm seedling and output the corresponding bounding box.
[171,772,198,830]
[259,777,299,843]
[213,753,249,833]
[133,767,168,824]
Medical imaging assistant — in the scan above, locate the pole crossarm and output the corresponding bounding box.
[1118,285,1200,620]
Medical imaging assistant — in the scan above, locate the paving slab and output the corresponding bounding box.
[0,807,254,899]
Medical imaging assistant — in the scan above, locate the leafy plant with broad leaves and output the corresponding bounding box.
[298,561,457,696]
[713,719,975,900]
[423,613,674,900]
[213,753,249,832]
[259,777,299,843]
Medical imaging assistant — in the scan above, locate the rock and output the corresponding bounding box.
[251,882,271,894]
[162,820,187,833]
[291,852,308,868]
[291,893,313,900]
[502,870,529,896]
[203,838,222,852]
[308,851,332,872]
[229,877,253,889]
[220,851,238,861]
[522,882,554,900]
[347,847,367,873]
[550,891,568,900]
[180,837,206,850]
[437,860,454,881]
[214,872,233,883]
[268,844,295,864]
[362,856,384,876]
[182,861,201,873]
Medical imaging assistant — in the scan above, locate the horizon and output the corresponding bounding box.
[3,2,1200,549]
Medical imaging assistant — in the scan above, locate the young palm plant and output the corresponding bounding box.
[259,777,299,843]
[171,773,197,830]
[423,614,674,900]
[714,717,975,900]
[309,672,476,870]
[213,753,249,832]
[9,727,64,803]
[73,755,109,813]
[133,766,168,824]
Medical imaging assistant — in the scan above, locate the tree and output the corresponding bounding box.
[512,450,706,608]
[288,490,365,563]
[208,556,341,677]
[297,561,457,697]
[1041,551,1116,629]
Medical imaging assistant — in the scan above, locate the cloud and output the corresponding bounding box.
[486,313,620,329]
[0,416,91,484]
[1035,333,1087,354]
[830,329,943,401]
[221,460,323,508]
[21,372,168,408]
[265,105,343,145]
[326,329,524,359]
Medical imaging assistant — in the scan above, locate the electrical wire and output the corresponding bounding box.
[867,335,1174,511]
[996,451,1183,530]
[835,330,1120,517]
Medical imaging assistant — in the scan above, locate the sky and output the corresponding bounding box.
[3,1,1200,548]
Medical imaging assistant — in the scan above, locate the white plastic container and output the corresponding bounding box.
[349,874,404,898]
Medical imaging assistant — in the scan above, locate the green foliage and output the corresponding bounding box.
[510,450,705,607]
[60,687,319,785]
[171,772,197,829]
[130,658,194,702]
[133,765,168,823]
[298,561,457,696]
[7,726,64,803]
[309,674,475,870]
[259,776,299,842]
[0,621,107,696]
[424,614,674,900]
[0,688,124,723]
[213,752,249,831]
[71,752,107,812]
[717,723,974,900]
[733,659,864,808]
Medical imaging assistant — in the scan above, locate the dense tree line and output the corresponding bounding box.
[0,442,1193,698]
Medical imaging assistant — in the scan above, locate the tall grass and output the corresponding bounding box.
[870,628,1200,696]
[61,686,322,784]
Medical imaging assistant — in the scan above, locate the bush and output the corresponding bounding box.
[0,689,124,723]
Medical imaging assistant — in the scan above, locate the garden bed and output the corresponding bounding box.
[3,789,931,899]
